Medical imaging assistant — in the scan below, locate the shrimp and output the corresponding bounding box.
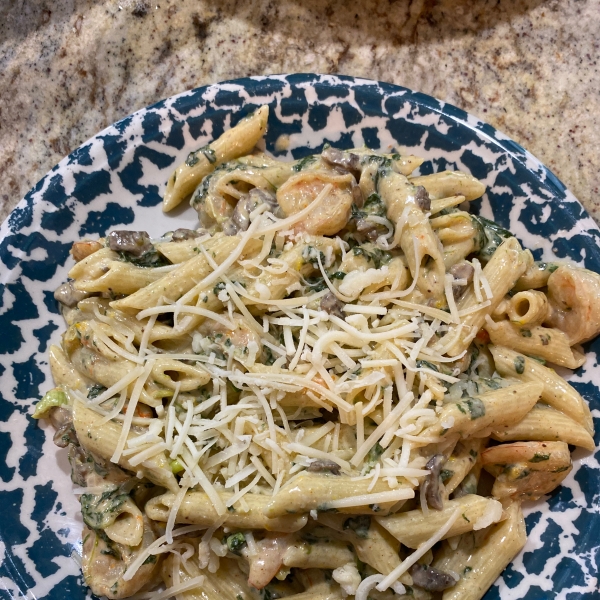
[481,441,571,501]
[71,239,104,262]
[545,265,600,344]
[276,171,355,236]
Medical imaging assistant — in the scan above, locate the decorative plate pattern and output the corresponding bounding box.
[0,74,598,600]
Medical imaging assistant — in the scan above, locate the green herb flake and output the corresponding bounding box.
[416,359,439,373]
[330,271,347,280]
[80,485,131,530]
[553,465,570,473]
[292,155,317,172]
[142,554,157,565]
[186,145,216,167]
[440,469,454,483]
[362,442,384,474]
[343,515,371,539]
[463,397,486,420]
[87,384,107,400]
[521,329,532,338]
[462,513,470,523]
[530,453,550,463]
[226,532,247,555]
[514,356,526,375]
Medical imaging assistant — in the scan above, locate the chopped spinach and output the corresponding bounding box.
[119,249,170,268]
[530,453,550,463]
[462,397,486,420]
[362,442,383,474]
[304,276,328,292]
[186,144,216,167]
[416,359,438,372]
[363,192,387,217]
[142,554,157,565]
[292,155,318,172]
[87,384,107,399]
[330,271,347,280]
[80,484,132,530]
[226,532,247,555]
[471,215,514,261]
[514,356,526,375]
[440,469,454,483]
[343,515,371,539]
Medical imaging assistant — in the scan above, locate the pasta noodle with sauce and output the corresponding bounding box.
[34,106,599,600]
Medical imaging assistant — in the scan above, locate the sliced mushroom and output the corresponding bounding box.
[409,563,457,592]
[321,147,361,173]
[170,228,202,241]
[449,261,475,299]
[320,292,344,319]
[107,231,153,257]
[225,188,283,236]
[307,459,341,475]
[54,281,92,308]
[422,454,446,510]
[413,185,431,211]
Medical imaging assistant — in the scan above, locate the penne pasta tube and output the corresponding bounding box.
[440,503,527,600]
[491,404,595,451]
[423,382,543,440]
[376,494,503,549]
[409,170,486,201]
[442,439,485,499]
[283,540,354,569]
[102,498,144,547]
[145,490,308,532]
[489,345,594,434]
[49,344,91,392]
[430,194,466,215]
[154,237,208,263]
[265,472,414,517]
[111,235,260,311]
[82,517,161,599]
[161,555,258,600]
[74,260,166,295]
[150,358,210,391]
[445,236,529,357]
[163,105,269,211]
[375,167,446,299]
[317,513,409,581]
[485,320,585,369]
[506,290,549,327]
[73,400,179,493]
[513,259,559,291]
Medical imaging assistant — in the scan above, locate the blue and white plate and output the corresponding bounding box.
[0,75,598,599]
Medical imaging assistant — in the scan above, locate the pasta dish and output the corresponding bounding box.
[34,106,598,600]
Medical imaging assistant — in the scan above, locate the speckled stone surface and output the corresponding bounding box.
[1,0,599,225]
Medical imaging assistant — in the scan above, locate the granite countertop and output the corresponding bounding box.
[1,0,598,225]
